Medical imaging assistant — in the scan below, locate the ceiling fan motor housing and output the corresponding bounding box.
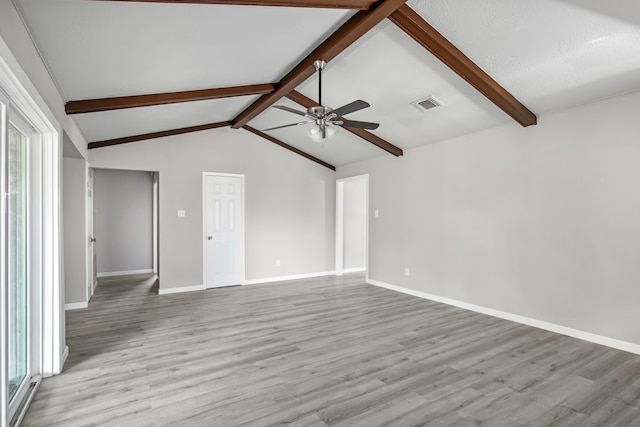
[307,105,334,119]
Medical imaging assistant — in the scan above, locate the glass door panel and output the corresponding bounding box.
[7,123,28,402]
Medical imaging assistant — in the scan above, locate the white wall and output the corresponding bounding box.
[89,127,336,290]
[343,176,367,270]
[94,168,153,275]
[62,157,87,304]
[338,90,640,348]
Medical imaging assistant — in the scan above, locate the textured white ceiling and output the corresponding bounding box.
[18,0,353,98]
[294,21,510,151]
[16,0,640,166]
[409,0,640,114]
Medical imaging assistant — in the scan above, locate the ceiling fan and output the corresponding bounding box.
[263,60,379,142]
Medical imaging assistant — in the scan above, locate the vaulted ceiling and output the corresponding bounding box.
[17,0,640,169]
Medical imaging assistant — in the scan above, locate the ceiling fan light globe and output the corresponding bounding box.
[307,124,337,142]
[307,126,323,142]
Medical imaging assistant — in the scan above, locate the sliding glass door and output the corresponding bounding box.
[1,88,42,425]
[7,122,28,403]
[1,46,64,425]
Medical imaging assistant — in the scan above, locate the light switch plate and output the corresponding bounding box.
[177,210,186,217]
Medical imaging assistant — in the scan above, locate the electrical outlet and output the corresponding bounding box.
[276,259,281,267]
[177,210,186,217]
[404,268,410,276]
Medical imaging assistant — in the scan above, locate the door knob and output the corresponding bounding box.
[207,236,213,240]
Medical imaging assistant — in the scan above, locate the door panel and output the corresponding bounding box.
[205,175,244,288]
[7,122,28,403]
[87,167,96,298]
[2,102,41,423]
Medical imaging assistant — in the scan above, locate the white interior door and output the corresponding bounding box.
[152,172,159,275]
[204,173,244,288]
[86,166,96,298]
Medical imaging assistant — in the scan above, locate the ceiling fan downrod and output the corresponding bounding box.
[313,60,326,107]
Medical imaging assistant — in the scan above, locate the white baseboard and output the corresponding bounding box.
[158,284,205,295]
[244,271,336,286]
[60,345,69,370]
[65,301,88,310]
[97,269,153,278]
[343,267,366,274]
[368,278,640,356]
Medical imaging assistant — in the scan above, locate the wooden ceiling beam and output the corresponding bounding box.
[286,90,403,157]
[231,0,408,129]
[66,83,275,114]
[94,0,376,9]
[389,5,537,127]
[88,121,231,149]
[243,126,336,170]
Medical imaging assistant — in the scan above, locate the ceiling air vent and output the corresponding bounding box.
[411,96,442,112]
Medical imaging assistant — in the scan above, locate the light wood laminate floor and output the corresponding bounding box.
[23,273,640,426]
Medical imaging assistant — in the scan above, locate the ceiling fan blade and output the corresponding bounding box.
[331,100,370,117]
[262,120,313,131]
[338,119,379,130]
[273,105,308,117]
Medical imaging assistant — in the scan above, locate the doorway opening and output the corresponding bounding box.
[92,169,158,284]
[335,175,369,277]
